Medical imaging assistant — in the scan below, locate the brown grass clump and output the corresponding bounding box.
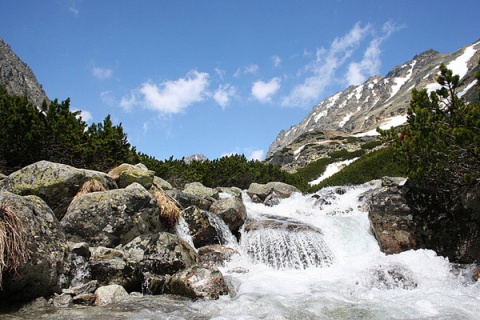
[0,205,29,287]
[108,164,135,180]
[150,188,180,227]
[71,179,107,203]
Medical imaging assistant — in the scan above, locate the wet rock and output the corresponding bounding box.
[62,280,98,296]
[165,189,212,210]
[0,192,71,303]
[183,182,219,200]
[181,206,221,248]
[52,294,73,308]
[87,256,139,292]
[72,293,96,306]
[69,242,91,258]
[209,196,247,234]
[164,264,229,300]
[61,183,164,247]
[366,263,417,290]
[108,163,155,189]
[94,284,129,306]
[121,232,199,276]
[0,160,116,219]
[247,182,300,206]
[198,245,239,266]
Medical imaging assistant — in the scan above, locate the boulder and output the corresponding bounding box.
[166,189,212,210]
[198,245,239,266]
[0,160,116,219]
[216,186,243,198]
[181,206,221,248]
[108,163,155,190]
[247,182,300,206]
[367,179,480,263]
[0,192,71,302]
[121,232,199,276]
[94,284,129,306]
[183,182,219,200]
[52,294,73,308]
[153,176,173,190]
[164,264,229,300]
[61,183,164,247]
[367,182,417,254]
[209,196,247,234]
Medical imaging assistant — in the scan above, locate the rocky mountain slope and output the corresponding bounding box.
[0,38,49,106]
[267,40,480,171]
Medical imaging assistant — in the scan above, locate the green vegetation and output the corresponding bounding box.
[379,63,480,189]
[0,86,306,191]
[311,147,407,190]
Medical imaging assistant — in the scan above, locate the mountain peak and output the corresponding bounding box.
[266,40,480,170]
[0,38,49,107]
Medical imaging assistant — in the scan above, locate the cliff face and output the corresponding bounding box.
[0,38,49,106]
[267,40,480,169]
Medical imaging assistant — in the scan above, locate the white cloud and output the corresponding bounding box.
[122,70,210,114]
[271,55,282,68]
[73,109,92,123]
[234,64,259,77]
[100,91,116,106]
[214,84,236,108]
[248,149,265,161]
[346,22,401,85]
[252,77,281,103]
[221,148,265,161]
[281,22,400,107]
[92,66,113,80]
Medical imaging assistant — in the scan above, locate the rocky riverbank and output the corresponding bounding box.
[0,160,299,310]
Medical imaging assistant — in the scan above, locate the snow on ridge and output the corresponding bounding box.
[338,113,353,128]
[387,61,416,101]
[309,158,359,186]
[447,44,478,80]
[353,115,407,137]
[355,85,364,100]
[459,79,478,97]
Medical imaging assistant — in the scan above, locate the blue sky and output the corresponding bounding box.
[1,1,479,161]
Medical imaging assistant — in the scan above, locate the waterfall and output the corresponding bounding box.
[206,212,239,248]
[241,227,333,269]
[175,215,197,250]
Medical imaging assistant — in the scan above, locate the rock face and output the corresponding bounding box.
[368,178,480,263]
[0,38,49,107]
[266,40,480,170]
[164,264,229,300]
[0,160,116,219]
[61,183,164,247]
[247,182,300,206]
[209,196,247,235]
[0,192,70,302]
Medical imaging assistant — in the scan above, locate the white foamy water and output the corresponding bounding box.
[16,181,480,319]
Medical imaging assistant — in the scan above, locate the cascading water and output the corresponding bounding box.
[13,181,480,319]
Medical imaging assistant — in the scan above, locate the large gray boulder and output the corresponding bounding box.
[209,196,247,234]
[108,163,155,190]
[367,178,480,263]
[181,206,221,248]
[165,189,212,210]
[0,192,71,302]
[0,160,116,219]
[122,232,199,276]
[247,182,300,206]
[183,182,219,200]
[60,183,164,247]
[164,264,229,300]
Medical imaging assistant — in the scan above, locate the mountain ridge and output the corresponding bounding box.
[0,37,49,107]
[266,40,480,170]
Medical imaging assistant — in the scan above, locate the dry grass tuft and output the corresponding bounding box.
[0,205,28,287]
[71,179,107,204]
[150,188,180,227]
[108,164,135,180]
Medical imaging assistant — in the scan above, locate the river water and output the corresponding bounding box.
[8,181,480,319]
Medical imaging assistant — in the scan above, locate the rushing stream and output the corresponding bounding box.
[9,181,480,319]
